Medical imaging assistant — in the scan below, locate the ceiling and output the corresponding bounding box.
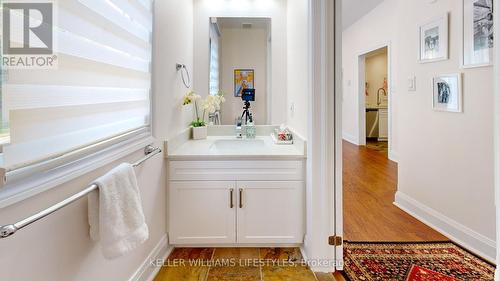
[342,0,384,29]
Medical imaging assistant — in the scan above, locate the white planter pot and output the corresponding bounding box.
[192,126,207,140]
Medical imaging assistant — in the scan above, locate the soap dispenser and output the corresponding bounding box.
[246,114,256,139]
[235,117,243,138]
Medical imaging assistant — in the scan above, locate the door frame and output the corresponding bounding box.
[333,0,343,271]
[303,0,337,273]
[356,42,395,161]
[494,0,499,279]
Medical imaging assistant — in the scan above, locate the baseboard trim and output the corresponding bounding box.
[299,246,308,263]
[299,246,337,273]
[342,132,358,145]
[129,234,173,281]
[388,150,398,163]
[394,191,496,264]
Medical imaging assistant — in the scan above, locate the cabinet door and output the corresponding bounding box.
[236,181,304,244]
[378,109,389,141]
[169,181,236,244]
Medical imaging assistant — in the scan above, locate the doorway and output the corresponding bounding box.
[342,45,447,245]
[357,45,392,160]
[336,1,498,280]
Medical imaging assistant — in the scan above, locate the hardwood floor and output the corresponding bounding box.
[343,140,448,242]
[332,272,346,281]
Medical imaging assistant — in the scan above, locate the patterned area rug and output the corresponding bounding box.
[405,265,458,281]
[343,241,495,281]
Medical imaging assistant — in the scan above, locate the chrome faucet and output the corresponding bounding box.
[377,88,387,106]
[208,110,221,125]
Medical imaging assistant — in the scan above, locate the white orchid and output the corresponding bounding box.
[203,95,219,114]
[182,91,201,105]
[216,90,226,103]
[182,90,226,127]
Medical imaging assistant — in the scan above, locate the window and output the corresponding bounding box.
[0,0,153,190]
[209,20,220,96]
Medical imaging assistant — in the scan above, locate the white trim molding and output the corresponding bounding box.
[494,0,500,279]
[388,150,398,163]
[128,235,173,281]
[304,0,336,273]
[334,0,344,271]
[395,191,496,263]
[493,0,500,281]
[342,132,359,145]
[0,136,155,209]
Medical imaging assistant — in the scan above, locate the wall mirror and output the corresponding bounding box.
[209,17,272,125]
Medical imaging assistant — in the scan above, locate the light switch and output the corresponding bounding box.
[290,102,295,118]
[408,76,416,92]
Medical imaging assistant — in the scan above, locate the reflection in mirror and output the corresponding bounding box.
[209,17,271,125]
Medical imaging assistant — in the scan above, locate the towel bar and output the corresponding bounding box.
[0,145,162,239]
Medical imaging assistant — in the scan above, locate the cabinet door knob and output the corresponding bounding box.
[239,188,243,208]
[230,188,234,208]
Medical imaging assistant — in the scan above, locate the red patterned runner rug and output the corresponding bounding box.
[343,241,495,281]
[406,265,458,281]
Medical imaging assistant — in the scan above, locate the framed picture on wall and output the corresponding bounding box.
[432,73,463,113]
[462,0,494,68]
[234,69,255,97]
[419,13,449,63]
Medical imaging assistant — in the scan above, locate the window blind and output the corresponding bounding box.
[1,0,153,173]
[209,21,220,96]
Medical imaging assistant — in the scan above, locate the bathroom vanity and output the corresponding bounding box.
[164,15,309,247]
[165,126,306,246]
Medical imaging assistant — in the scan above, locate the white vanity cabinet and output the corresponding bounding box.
[168,160,305,246]
[236,181,304,244]
[169,181,237,244]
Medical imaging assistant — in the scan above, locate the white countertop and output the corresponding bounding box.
[366,105,388,110]
[167,135,306,160]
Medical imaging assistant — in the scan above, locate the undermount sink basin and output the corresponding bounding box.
[211,139,266,151]
[167,133,305,159]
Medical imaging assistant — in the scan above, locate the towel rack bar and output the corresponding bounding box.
[0,145,162,239]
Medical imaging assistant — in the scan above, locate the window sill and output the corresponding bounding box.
[0,135,156,209]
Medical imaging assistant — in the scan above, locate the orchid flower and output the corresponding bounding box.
[182,90,226,127]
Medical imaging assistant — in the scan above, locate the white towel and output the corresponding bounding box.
[88,163,149,259]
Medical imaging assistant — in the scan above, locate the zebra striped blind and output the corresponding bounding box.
[209,20,220,96]
[1,0,153,173]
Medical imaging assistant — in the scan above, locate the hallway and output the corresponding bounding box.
[343,141,448,242]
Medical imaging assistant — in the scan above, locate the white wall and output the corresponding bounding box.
[343,0,496,261]
[0,1,194,280]
[365,50,388,107]
[219,26,268,125]
[193,0,287,125]
[154,0,195,137]
[395,0,495,261]
[0,149,167,281]
[286,0,309,137]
